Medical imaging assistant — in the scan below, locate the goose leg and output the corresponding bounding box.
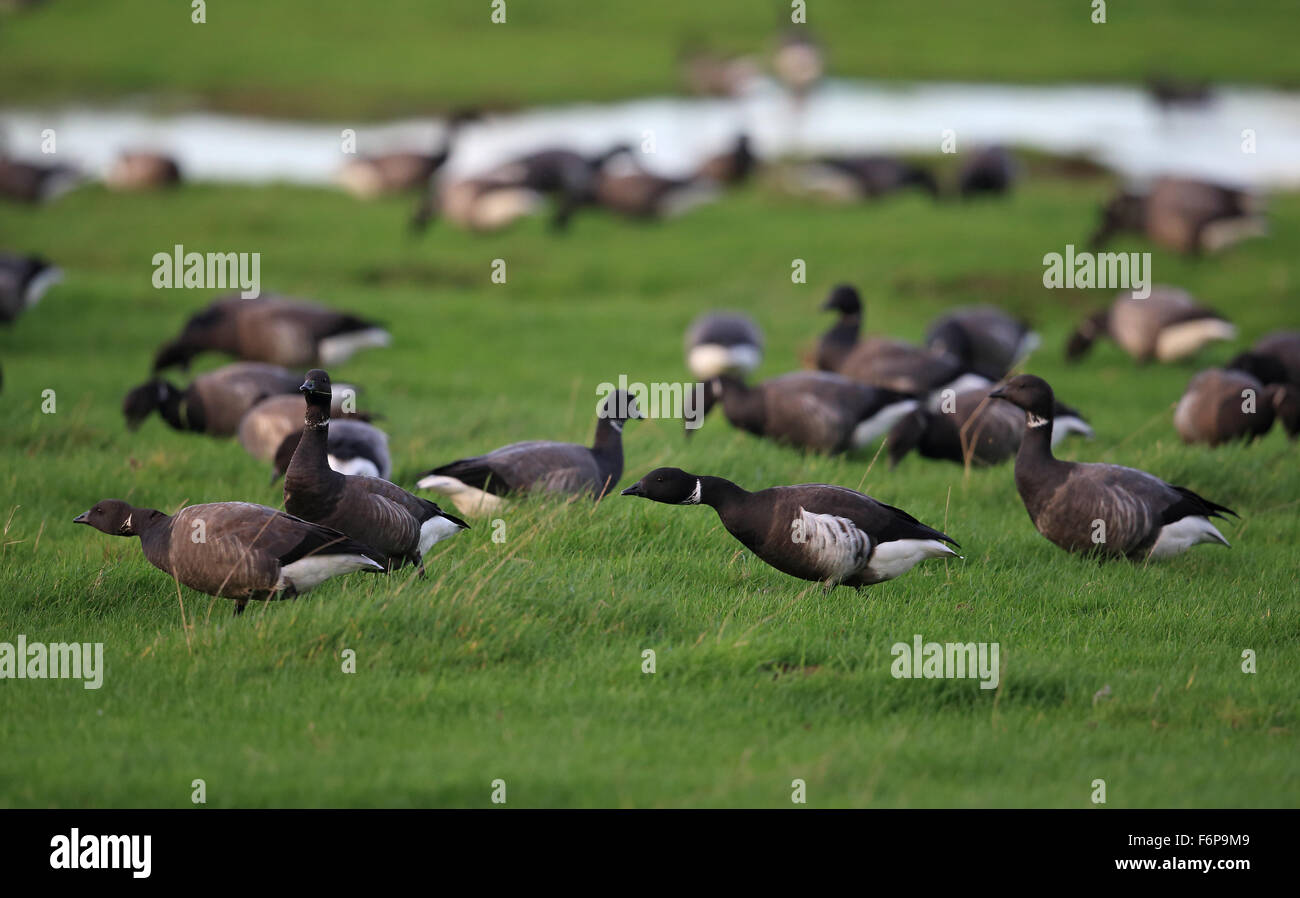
[233,599,248,616]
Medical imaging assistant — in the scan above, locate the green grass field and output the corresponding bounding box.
[3,0,1299,117]
[1,172,1298,807]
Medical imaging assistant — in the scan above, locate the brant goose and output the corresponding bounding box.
[621,467,959,589]
[1227,331,1300,388]
[1090,177,1265,255]
[105,153,181,191]
[553,151,717,228]
[957,146,1016,198]
[416,390,643,516]
[684,311,764,380]
[0,252,62,323]
[153,294,391,371]
[0,155,79,204]
[925,307,1040,380]
[123,362,305,437]
[1174,368,1298,446]
[887,385,1093,467]
[799,156,939,202]
[990,374,1237,559]
[702,372,918,454]
[816,284,862,372]
[73,499,383,614]
[338,112,474,199]
[412,176,543,232]
[285,370,467,572]
[1066,287,1236,364]
[271,419,392,482]
[238,393,374,460]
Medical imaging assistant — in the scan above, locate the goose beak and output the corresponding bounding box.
[988,386,1007,400]
[298,380,316,394]
[620,482,644,497]
[73,511,89,524]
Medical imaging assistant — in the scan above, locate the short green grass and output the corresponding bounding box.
[3,0,1299,117]
[1,171,1297,807]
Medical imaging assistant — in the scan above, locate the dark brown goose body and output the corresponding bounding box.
[1091,177,1263,255]
[123,362,304,436]
[816,156,938,199]
[1173,368,1295,445]
[1066,288,1235,364]
[622,468,958,588]
[153,294,389,371]
[925,307,1037,380]
[815,284,862,372]
[73,499,383,613]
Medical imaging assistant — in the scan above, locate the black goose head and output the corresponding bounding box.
[821,284,862,316]
[1226,351,1288,386]
[74,499,146,536]
[122,379,182,431]
[152,339,198,372]
[299,369,333,428]
[989,374,1056,425]
[597,389,645,430]
[621,467,702,504]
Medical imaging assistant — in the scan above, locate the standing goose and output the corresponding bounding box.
[989,374,1237,559]
[684,311,764,381]
[925,307,1039,380]
[1065,287,1235,364]
[1090,177,1265,255]
[122,362,307,437]
[74,499,384,615]
[815,284,862,372]
[0,251,62,323]
[702,372,918,454]
[416,390,643,516]
[621,467,959,589]
[284,370,467,573]
[887,385,1093,467]
[153,294,391,372]
[271,419,392,482]
[1173,368,1297,446]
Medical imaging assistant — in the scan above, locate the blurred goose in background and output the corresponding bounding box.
[105,152,181,190]
[1065,287,1235,364]
[123,362,315,437]
[1090,177,1265,255]
[337,111,475,199]
[815,283,862,372]
[554,151,718,228]
[0,154,79,204]
[0,251,61,323]
[153,294,390,371]
[684,311,764,380]
[621,467,959,589]
[271,419,391,482]
[957,146,1017,198]
[237,393,383,476]
[701,371,919,454]
[887,385,1093,467]
[925,307,1039,380]
[679,48,762,97]
[990,374,1237,559]
[1226,331,1300,389]
[795,156,938,202]
[695,135,757,186]
[1174,366,1298,446]
[74,499,383,615]
[773,29,824,105]
[285,369,467,573]
[416,391,643,515]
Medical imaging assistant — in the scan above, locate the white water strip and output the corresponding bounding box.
[3,76,1298,189]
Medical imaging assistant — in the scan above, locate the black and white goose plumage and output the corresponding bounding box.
[0,252,62,324]
[284,369,467,573]
[415,390,642,515]
[621,467,960,588]
[684,311,764,380]
[990,374,1237,559]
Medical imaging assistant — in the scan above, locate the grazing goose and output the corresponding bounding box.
[1174,368,1298,446]
[0,156,79,204]
[887,386,1093,467]
[105,152,181,191]
[554,151,717,228]
[412,175,543,233]
[285,369,467,572]
[1227,331,1300,388]
[815,284,863,372]
[1065,287,1236,364]
[74,499,383,615]
[684,311,764,380]
[621,467,959,589]
[703,372,918,454]
[338,112,473,199]
[123,362,306,437]
[416,390,643,516]
[925,307,1039,380]
[0,251,61,323]
[1090,177,1265,255]
[271,419,392,482]
[696,135,756,186]
[238,393,371,461]
[153,294,391,371]
[990,374,1237,559]
[957,146,1016,198]
[799,156,938,202]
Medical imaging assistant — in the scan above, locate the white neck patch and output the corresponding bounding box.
[609,419,623,433]
[681,479,702,505]
[1026,412,1050,429]
[122,513,133,533]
